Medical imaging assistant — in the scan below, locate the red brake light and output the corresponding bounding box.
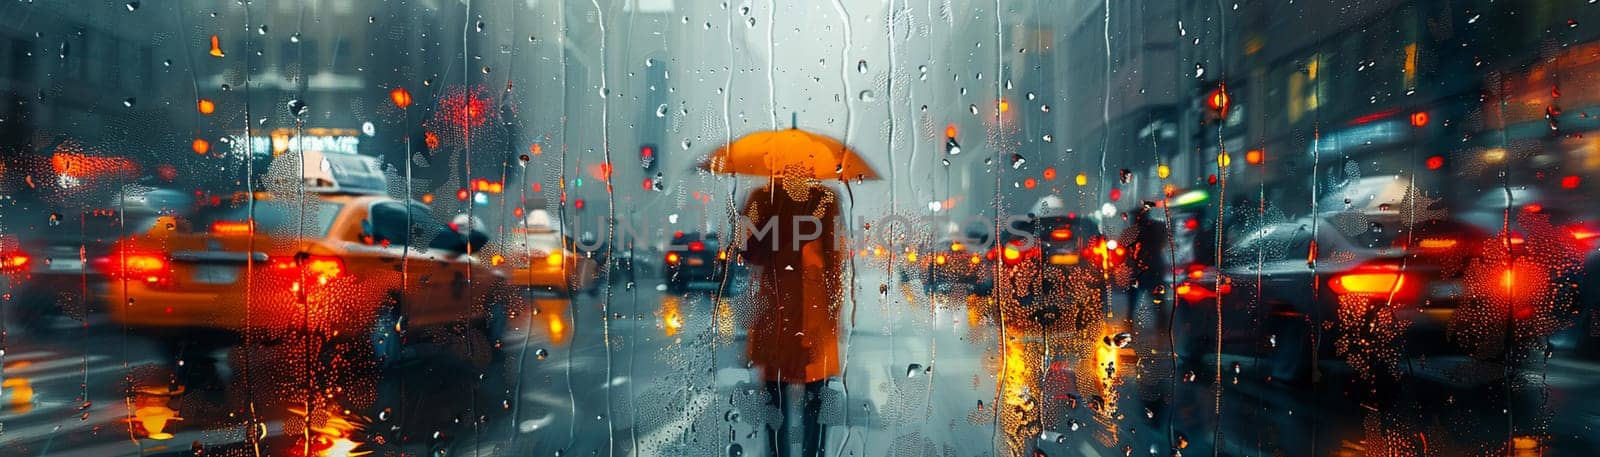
[1330,266,1413,299]
[1049,229,1072,241]
[665,252,681,264]
[1573,228,1600,242]
[303,256,344,284]
[272,255,344,286]
[1176,282,1216,303]
[688,241,705,252]
[211,220,254,235]
[1523,204,1543,213]
[1416,237,1459,250]
[110,252,172,286]
[1,252,30,271]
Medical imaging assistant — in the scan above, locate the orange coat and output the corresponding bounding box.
[739,183,844,384]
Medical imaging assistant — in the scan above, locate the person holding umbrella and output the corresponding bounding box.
[703,119,877,457]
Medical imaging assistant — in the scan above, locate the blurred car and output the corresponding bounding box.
[662,232,747,294]
[1197,210,1487,383]
[496,209,599,295]
[605,244,660,287]
[990,197,1120,334]
[3,189,190,333]
[919,236,995,296]
[101,152,509,367]
[1463,187,1600,357]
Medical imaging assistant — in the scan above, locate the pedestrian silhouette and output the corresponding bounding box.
[738,165,843,457]
[1121,203,1170,331]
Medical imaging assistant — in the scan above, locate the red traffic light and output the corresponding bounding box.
[1409,111,1430,127]
[1206,87,1230,112]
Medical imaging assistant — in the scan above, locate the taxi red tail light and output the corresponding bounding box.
[303,256,345,283]
[210,220,254,235]
[1049,229,1072,241]
[272,255,346,285]
[0,252,29,272]
[108,252,173,286]
[1329,265,1415,300]
[688,241,705,252]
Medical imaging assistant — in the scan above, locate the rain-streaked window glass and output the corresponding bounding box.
[1,1,1599,456]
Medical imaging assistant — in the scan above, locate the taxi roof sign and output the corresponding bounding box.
[524,209,553,229]
[269,150,388,194]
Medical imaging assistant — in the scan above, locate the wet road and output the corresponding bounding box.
[3,271,1600,456]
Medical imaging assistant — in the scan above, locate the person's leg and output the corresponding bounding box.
[765,381,790,457]
[800,380,826,457]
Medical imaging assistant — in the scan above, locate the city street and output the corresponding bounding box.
[3,270,1600,455]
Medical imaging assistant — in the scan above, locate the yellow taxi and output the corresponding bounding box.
[494,209,598,295]
[100,152,508,366]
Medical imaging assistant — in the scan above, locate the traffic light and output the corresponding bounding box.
[640,143,657,170]
[1206,86,1230,114]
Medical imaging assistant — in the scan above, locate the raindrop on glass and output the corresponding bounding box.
[906,363,924,378]
[968,104,978,115]
[289,33,301,43]
[857,59,868,74]
[122,98,136,108]
[125,1,139,11]
[858,90,875,102]
[535,348,548,360]
[257,25,268,35]
[287,99,308,117]
[1111,332,1132,348]
[656,104,668,118]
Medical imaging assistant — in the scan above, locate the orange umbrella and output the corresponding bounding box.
[701,124,879,181]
